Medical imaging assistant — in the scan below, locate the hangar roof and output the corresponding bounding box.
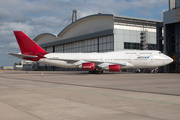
[33,13,162,42]
[57,14,113,37]
[113,15,162,23]
[34,33,56,41]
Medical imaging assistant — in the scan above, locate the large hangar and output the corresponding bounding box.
[34,13,162,71]
[163,0,180,73]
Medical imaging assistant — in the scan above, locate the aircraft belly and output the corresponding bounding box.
[131,59,154,68]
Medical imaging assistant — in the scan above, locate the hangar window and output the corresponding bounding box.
[55,45,63,53]
[99,35,114,52]
[99,38,103,43]
[124,42,140,49]
[46,47,53,52]
[124,42,156,50]
[57,35,113,53]
[148,44,156,50]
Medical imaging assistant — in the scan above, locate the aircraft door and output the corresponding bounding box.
[100,57,104,61]
[150,55,154,64]
[128,57,131,63]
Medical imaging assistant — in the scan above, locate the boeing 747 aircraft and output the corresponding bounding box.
[9,31,173,73]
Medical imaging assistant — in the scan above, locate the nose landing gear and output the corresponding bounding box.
[151,67,158,73]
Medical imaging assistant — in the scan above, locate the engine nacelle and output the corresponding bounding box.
[109,65,120,72]
[82,62,95,70]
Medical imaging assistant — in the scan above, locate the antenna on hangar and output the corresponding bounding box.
[72,9,77,23]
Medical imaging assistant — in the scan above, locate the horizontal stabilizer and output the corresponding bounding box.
[8,53,38,59]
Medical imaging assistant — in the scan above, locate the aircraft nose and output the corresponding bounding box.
[166,56,173,64]
[161,54,173,65]
[170,57,173,63]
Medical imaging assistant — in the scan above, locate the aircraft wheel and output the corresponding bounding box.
[154,70,158,74]
[96,71,99,74]
[151,69,158,74]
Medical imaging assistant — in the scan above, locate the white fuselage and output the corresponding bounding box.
[38,50,173,69]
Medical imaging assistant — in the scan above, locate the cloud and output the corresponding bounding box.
[81,0,168,15]
[9,42,19,48]
[0,45,4,48]
[158,9,169,18]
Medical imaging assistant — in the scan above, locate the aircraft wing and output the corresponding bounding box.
[47,58,81,64]
[47,57,131,67]
[8,53,38,59]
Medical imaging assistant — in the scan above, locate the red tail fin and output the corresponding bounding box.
[13,31,47,55]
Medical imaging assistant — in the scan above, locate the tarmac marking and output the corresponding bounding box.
[1,78,180,106]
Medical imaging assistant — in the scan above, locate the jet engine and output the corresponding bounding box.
[108,65,120,72]
[82,62,95,70]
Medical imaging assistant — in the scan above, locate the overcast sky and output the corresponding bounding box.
[0,0,168,66]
